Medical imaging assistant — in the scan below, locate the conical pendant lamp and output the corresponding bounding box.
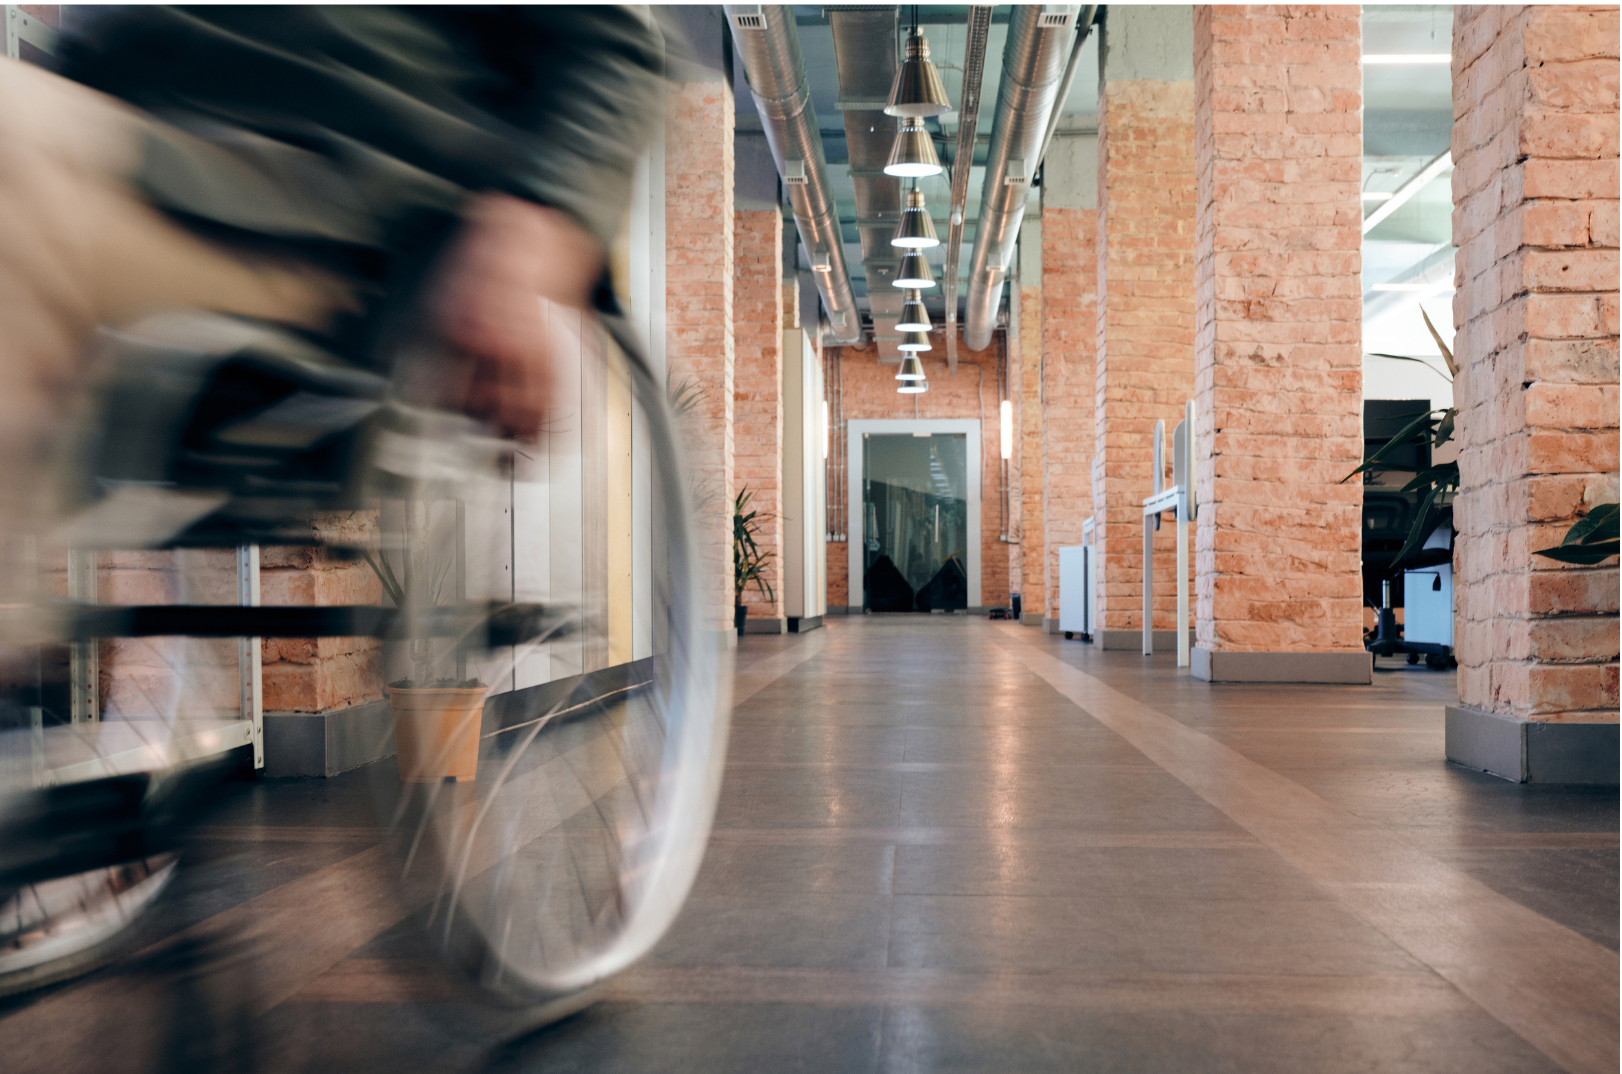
[885,118,943,178]
[886,29,952,118]
[894,251,936,288]
[896,289,931,332]
[891,189,940,248]
[895,354,927,380]
[898,331,932,352]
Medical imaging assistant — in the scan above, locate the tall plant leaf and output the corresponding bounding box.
[1421,306,1457,377]
[1366,352,1454,384]
[1342,408,1445,481]
[1535,503,1620,565]
[1390,482,1446,570]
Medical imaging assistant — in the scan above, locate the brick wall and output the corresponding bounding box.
[665,81,735,633]
[1192,5,1365,654]
[1452,5,1620,719]
[827,540,848,609]
[260,511,382,711]
[826,334,1010,610]
[733,209,784,618]
[1042,208,1099,623]
[1095,79,1199,633]
[1018,287,1045,616]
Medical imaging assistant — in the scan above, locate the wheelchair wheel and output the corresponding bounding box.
[363,313,726,1007]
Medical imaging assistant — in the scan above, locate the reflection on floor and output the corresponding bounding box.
[1,617,1615,1073]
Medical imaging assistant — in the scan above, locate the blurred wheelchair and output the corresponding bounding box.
[0,301,726,1016]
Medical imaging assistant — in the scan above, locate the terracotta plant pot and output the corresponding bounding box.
[387,685,488,783]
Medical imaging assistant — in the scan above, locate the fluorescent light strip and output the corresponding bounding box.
[1362,54,1451,64]
[1362,150,1451,235]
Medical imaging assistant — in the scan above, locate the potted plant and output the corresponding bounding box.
[362,506,485,783]
[734,488,775,636]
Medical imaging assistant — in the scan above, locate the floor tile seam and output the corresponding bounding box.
[995,625,1621,1074]
[1205,728,1443,735]
[599,965,1479,1016]
[1401,837,1622,850]
[704,829,1264,846]
[721,762,1165,772]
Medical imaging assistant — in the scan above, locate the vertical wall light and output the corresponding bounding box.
[1000,399,1013,460]
[821,399,829,460]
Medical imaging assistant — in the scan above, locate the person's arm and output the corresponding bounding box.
[423,7,670,438]
[430,193,602,439]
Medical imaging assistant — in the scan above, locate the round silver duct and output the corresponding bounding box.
[726,5,862,343]
[962,7,1077,351]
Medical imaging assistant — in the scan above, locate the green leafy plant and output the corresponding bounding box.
[1343,309,1459,573]
[1535,502,1620,565]
[668,376,705,420]
[733,488,775,603]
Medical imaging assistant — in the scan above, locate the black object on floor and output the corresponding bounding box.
[915,553,967,612]
[863,555,914,612]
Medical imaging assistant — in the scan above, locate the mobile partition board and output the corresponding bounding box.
[1142,400,1196,666]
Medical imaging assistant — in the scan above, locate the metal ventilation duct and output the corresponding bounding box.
[727,5,862,343]
[962,6,1082,350]
[828,6,904,357]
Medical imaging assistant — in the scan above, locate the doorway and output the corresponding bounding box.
[846,419,982,612]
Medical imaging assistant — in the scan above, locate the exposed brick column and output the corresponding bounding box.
[733,208,784,625]
[260,513,383,712]
[1190,6,1367,683]
[666,81,735,635]
[1018,286,1045,620]
[1041,207,1098,630]
[1095,7,1198,646]
[1446,6,1619,779]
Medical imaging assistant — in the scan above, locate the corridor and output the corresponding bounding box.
[8,617,1612,1074]
[528,618,1617,1072]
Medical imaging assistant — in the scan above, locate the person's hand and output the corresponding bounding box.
[431,193,604,439]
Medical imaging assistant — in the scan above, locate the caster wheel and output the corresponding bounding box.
[1406,653,1421,665]
[1063,631,1073,640]
[1426,653,1448,670]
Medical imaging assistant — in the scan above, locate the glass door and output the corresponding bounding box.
[861,433,969,612]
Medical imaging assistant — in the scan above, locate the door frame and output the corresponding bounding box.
[847,418,982,611]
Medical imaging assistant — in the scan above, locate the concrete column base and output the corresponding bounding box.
[743,616,787,634]
[1446,705,1620,784]
[264,699,394,779]
[788,615,824,633]
[1192,648,1372,684]
[1099,629,1178,650]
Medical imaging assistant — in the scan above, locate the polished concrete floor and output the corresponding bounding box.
[2,616,1616,1073]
